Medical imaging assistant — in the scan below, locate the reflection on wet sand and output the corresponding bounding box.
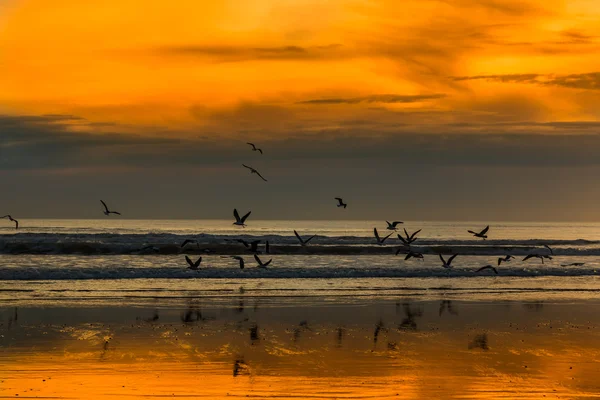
[1,300,600,399]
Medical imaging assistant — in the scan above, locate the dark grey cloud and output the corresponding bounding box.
[156,44,344,62]
[298,94,446,105]
[451,72,600,91]
[2,113,600,172]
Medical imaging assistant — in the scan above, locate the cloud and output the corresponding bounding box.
[3,113,600,173]
[156,44,345,62]
[452,72,600,90]
[298,94,446,105]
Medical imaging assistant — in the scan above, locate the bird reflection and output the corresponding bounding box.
[180,304,210,323]
[439,300,458,317]
[399,302,423,331]
[233,357,248,377]
[336,327,344,347]
[249,324,259,345]
[373,319,386,345]
[468,333,489,350]
[145,309,159,322]
[292,320,311,342]
[522,302,544,312]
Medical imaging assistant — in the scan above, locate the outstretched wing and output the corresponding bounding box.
[181,239,192,248]
[448,254,458,264]
[480,226,490,235]
[543,244,554,255]
[404,253,413,260]
[262,259,272,267]
[305,235,316,244]
[381,232,393,243]
[258,149,263,154]
[242,164,252,170]
[247,142,255,149]
[397,234,408,245]
[255,171,268,182]
[194,257,202,267]
[439,254,446,264]
[294,230,303,243]
[185,256,194,267]
[467,230,476,235]
[240,211,251,223]
[373,228,380,242]
[476,265,498,274]
[233,209,241,222]
[111,211,121,215]
[523,254,534,261]
[14,219,18,229]
[409,229,422,240]
[253,254,262,264]
[100,200,109,212]
[335,197,343,204]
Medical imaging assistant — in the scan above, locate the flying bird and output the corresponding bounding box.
[185,256,202,270]
[404,251,424,261]
[334,198,347,208]
[230,256,245,269]
[242,164,267,182]
[374,228,393,245]
[254,254,272,268]
[294,230,316,246]
[386,221,403,230]
[100,200,121,216]
[497,255,515,266]
[233,209,252,227]
[1,215,18,230]
[439,254,458,269]
[181,239,199,249]
[247,143,263,154]
[523,254,552,264]
[468,225,489,239]
[475,265,498,275]
[398,228,421,246]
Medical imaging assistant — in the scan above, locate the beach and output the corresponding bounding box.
[1,220,600,399]
[2,297,600,399]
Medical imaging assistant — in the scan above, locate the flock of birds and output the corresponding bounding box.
[2,142,583,273]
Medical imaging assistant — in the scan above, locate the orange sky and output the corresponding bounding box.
[1,0,600,138]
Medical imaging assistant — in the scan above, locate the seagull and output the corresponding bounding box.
[181,239,199,249]
[497,255,515,266]
[247,143,263,154]
[386,221,403,230]
[468,225,489,239]
[254,254,272,268]
[100,200,121,216]
[233,209,251,227]
[439,254,458,269]
[334,198,347,209]
[230,256,245,269]
[475,265,498,274]
[294,230,316,247]
[398,228,421,246]
[374,228,393,245]
[185,256,202,270]
[523,254,552,264]
[543,244,554,255]
[1,215,18,230]
[404,251,424,261]
[242,164,267,182]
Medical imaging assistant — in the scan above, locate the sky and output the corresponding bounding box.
[1,0,600,221]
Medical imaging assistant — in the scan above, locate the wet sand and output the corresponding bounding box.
[1,299,600,399]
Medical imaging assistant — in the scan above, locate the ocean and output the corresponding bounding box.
[1,219,599,305]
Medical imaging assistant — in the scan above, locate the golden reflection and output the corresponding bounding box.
[1,301,600,398]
